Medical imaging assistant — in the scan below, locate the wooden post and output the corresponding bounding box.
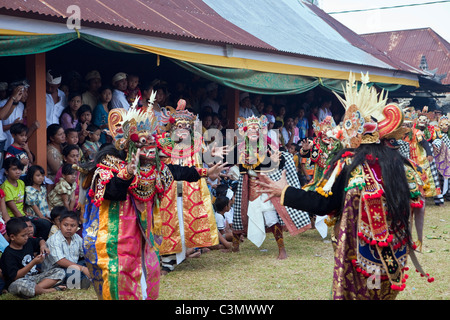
[226,87,239,129]
[26,53,47,170]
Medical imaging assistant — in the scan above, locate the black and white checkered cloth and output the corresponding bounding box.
[426,140,444,203]
[232,152,311,231]
[441,135,450,149]
[397,139,410,159]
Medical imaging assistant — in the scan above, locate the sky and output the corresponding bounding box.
[317,0,450,43]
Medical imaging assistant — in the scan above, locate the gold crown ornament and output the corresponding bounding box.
[334,72,404,148]
[107,96,159,159]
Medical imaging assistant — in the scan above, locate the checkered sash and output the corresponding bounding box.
[397,139,410,159]
[431,158,442,184]
[442,134,450,149]
[232,152,311,233]
[426,140,444,203]
[429,148,441,190]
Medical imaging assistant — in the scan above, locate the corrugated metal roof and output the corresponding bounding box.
[0,0,275,49]
[204,0,393,69]
[361,28,450,84]
[0,0,422,78]
[304,2,426,75]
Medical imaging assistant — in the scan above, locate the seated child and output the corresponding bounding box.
[212,196,233,251]
[47,163,78,211]
[54,145,81,208]
[5,123,34,180]
[42,210,90,289]
[1,157,26,218]
[64,128,84,162]
[288,143,300,173]
[81,124,101,162]
[0,188,9,240]
[214,184,235,227]
[24,165,51,220]
[48,206,67,239]
[75,105,92,146]
[125,73,141,105]
[0,218,66,298]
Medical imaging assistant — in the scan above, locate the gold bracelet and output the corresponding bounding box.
[117,166,134,180]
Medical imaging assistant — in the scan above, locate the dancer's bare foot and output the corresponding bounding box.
[277,248,288,260]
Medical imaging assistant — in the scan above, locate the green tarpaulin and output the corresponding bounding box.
[0,32,402,94]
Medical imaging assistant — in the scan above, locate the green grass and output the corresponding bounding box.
[1,199,448,300]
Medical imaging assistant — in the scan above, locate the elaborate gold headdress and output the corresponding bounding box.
[107,97,159,152]
[236,115,269,136]
[334,72,404,148]
[160,99,197,131]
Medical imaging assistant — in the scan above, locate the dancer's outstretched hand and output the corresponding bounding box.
[127,148,140,176]
[268,148,281,164]
[209,141,232,159]
[206,162,229,181]
[257,170,288,202]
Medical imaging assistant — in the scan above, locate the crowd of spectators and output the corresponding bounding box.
[0,67,343,298]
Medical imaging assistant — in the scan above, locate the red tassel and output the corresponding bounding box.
[341,151,354,158]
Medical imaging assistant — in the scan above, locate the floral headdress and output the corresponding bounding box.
[236,115,269,135]
[160,99,197,131]
[312,115,339,141]
[438,115,449,127]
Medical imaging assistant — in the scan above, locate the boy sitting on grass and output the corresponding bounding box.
[1,157,25,218]
[212,196,233,252]
[0,218,66,298]
[42,210,90,289]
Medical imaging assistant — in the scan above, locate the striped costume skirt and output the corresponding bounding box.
[83,194,160,300]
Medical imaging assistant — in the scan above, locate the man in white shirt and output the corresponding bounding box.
[238,92,254,118]
[45,70,67,127]
[0,84,25,168]
[110,72,129,111]
[1,81,27,150]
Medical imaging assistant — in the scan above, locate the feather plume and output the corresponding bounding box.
[333,72,388,122]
